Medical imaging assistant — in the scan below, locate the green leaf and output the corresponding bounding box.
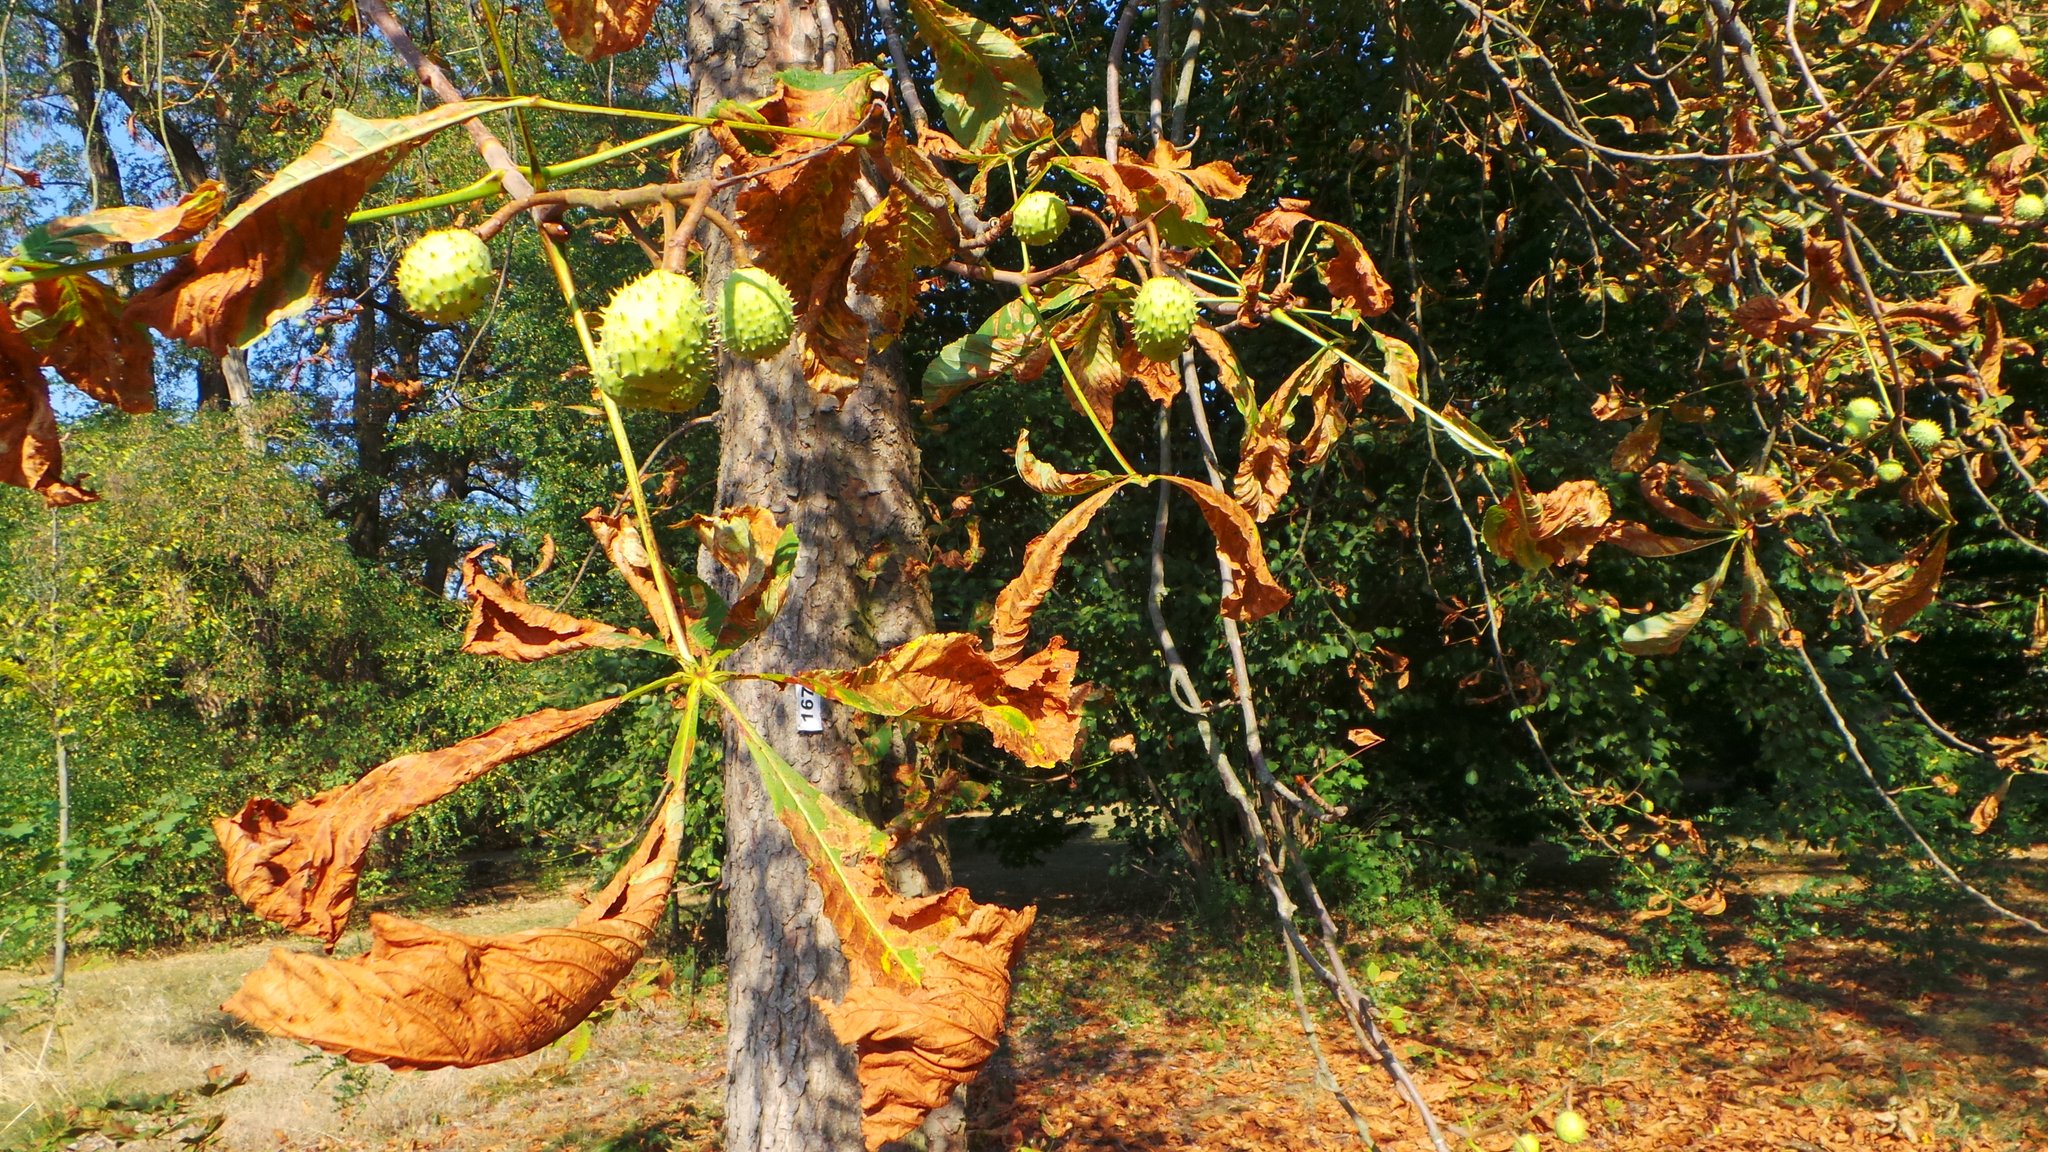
[905,0,1048,151]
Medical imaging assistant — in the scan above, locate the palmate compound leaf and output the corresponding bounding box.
[129,99,527,354]
[460,544,644,662]
[0,307,95,506]
[727,706,1035,1151]
[543,0,660,61]
[1481,470,1613,571]
[223,786,681,1070]
[215,699,622,947]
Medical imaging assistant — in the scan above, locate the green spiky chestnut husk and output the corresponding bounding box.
[2013,193,2047,222]
[1907,419,1945,452]
[1984,25,2025,63]
[1012,190,1071,246]
[720,267,796,361]
[1845,396,1883,424]
[596,270,714,412]
[1876,459,1907,483]
[396,229,493,323]
[1130,276,1199,362]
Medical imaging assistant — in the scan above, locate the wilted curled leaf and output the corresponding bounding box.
[584,508,687,650]
[824,893,1036,1151]
[1969,777,2012,835]
[223,789,679,1069]
[1620,545,1735,657]
[215,699,621,946]
[1483,473,1612,569]
[1316,221,1393,320]
[543,0,660,61]
[989,483,1127,664]
[130,101,522,353]
[793,632,1082,768]
[18,180,223,261]
[0,311,95,506]
[739,721,1035,1150]
[906,0,1049,152]
[1013,430,1116,496]
[1159,477,1293,620]
[684,506,799,653]
[461,545,641,662]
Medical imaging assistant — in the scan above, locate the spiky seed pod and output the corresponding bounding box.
[1984,25,2025,63]
[1875,459,1907,483]
[1012,191,1071,246]
[719,267,796,361]
[2013,193,2047,221]
[1907,419,1945,453]
[1130,276,1199,363]
[396,229,493,323]
[1845,396,1884,424]
[1962,186,1998,215]
[596,270,715,412]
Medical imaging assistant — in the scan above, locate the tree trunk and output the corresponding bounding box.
[684,4,933,1150]
[346,267,388,559]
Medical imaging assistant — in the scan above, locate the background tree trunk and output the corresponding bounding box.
[684,3,933,1149]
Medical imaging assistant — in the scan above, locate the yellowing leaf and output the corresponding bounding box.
[684,506,799,653]
[543,0,660,61]
[130,101,524,353]
[222,789,680,1069]
[720,69,880,298]
[1621,546,1735,657]
[461,545,641,662]
[19,180,223,261]
[1611,412,1664,473]
[906,0,1048,151]
[215,700,622,946]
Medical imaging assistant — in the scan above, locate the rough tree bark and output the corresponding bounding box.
[683,3,935,1149]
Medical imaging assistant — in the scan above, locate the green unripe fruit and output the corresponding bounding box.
[1943,222,1978,252]
[1843,417,1873,441]
[719,267,796,361]
[2014,193,2046,222]
[1845,396,1883,423]
[1131,276,1200,362]
[1984,24,2025,63]
[1553,1110,1590,1145]
[1876,459,1907,483]
[597,270,715,412]
[1907,418,1945,452]
[1512,1136,1542,1152]
[1653,842,1672,860]
[1013,190,1071,246]
[396,229,493,323]
[1962,186,1998,215]
[1641,799,1654,815]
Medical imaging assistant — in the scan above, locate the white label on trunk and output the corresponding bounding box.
[796,686,825,733]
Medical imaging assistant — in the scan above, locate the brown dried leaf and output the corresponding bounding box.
[215,700,621,946]
[0,311,94,506]
[1610,412,1663,473]
[1732,295,1815,343]
[823,894,1036,1151]
[988,483,1127,665]
[12,277,154,413]
[1969,777,2011,835]
[1316,222,1393,320]
[683,506,799,653]
[1012,429,1116,496]
[722,69,881,295]
[130,102,515,354]
[1160,476,1292,620]
[460,545,640,662]
[1859,530,1949,636]
[794,632,1083,768]
[222,790,679,1069]
[584,508,683,650]
[543,0,659,61]
[1245,197,1315,250]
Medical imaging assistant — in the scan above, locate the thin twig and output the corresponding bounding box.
[1792,641,2047,935]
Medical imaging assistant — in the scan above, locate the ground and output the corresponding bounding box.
[2,828,2044,1151]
